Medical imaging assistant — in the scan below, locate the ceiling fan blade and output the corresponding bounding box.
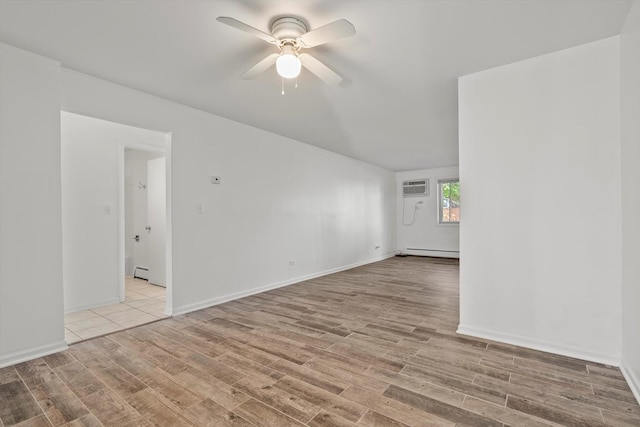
[296,19,355,48]
[240,53,279,80]
[299,53,343,86]
[217,16,278,45]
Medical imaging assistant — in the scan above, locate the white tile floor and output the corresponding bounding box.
[64,276,167,344]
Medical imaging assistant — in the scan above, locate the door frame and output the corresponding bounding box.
[117,134,173,316]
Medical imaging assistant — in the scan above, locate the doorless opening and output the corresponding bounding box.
[61,112,173,341]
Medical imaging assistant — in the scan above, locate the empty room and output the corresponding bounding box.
[0,1,639,426]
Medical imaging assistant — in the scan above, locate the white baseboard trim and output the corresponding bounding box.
[620,359,640,405]
[0,340,68,368]
[65,297,121,314]
[457,324,620,366]
[172,253,396,316]
[404,248,460,258]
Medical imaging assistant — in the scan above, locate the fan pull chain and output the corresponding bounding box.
[295,77,298,89]
[281,77,285,95]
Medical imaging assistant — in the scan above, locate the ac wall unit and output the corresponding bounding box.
[403,179,429,197]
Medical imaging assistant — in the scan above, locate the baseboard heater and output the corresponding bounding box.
[133,266,148,280]
[405,248,460,258]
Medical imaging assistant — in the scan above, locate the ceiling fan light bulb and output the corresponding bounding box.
[276,53,301,79]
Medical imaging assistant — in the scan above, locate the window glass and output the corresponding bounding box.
[438,179,460,223]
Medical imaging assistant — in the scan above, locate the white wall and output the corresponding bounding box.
[60,68,396,315]
[61,112,166,312]
[458,37,621,364]
[125,149,164,276]
[0,44,66,366]
[396,167,459,257]
[620,0,640,403]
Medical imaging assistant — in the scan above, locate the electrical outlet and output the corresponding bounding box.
[288,260,295,266]
[375,245,381,250]
[211,176,221,184]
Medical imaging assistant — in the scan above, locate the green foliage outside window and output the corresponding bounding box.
[439,180,460,223]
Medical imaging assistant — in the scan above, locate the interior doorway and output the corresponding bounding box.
[124,150,166,287]
[121,148,167,319]
[61,112,172,343]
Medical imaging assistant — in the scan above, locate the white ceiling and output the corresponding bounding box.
[0,0,633,171]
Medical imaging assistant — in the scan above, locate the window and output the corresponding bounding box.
[438,179,460,224]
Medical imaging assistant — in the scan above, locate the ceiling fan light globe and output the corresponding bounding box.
[276,53,302,79]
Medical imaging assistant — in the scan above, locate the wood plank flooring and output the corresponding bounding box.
[1,256,638,426]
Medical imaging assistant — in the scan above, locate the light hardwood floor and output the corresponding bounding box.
[1,256,638,426]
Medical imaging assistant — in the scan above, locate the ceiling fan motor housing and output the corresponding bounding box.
[271,16,308,42]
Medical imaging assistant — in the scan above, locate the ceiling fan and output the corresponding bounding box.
[217,15,356,86]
